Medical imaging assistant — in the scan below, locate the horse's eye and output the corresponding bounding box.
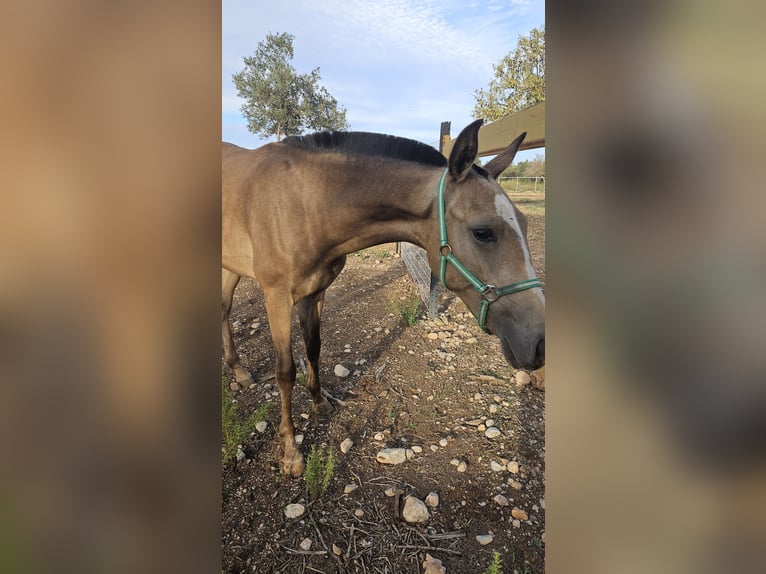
[472,228,496,243]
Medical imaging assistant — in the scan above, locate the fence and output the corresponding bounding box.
[498,176,545,194]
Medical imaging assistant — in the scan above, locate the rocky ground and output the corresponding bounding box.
[222,210,545,574]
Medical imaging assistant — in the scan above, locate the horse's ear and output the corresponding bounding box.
[485,132,526,180]
[448,119,484,182]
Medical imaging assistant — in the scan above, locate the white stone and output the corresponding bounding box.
[485,419,495,427]
[484,427,502,439]
[340,438,354,454]
[384,486,403,497]
[457,460,467,473]
[489,404,499,414]
[354,508,364,518]
[477,423,486,432]
[376,448,410,465]
[295,434,304,445]
[425,492,440,508]
[334,364,350,378]
[509,479,522,490]
[476,534,494,545]
[494,494,509,507]
[490,461,504,472]
[373,432,385,441]
[411,445,423,453]
[299,538,312,551]
[512,519,521,528]
[332,543,342,556]
[423,553,447,574]
[515,371,532,386]
[344,483,359,495]
[255,420,268,433]
[507,461,520,474]
[511,507,529,521]
[430,445,439,452]
[450,458,460,466]
[235,446,246,462]
[402,496,429,523]
[439,438,448,447]
[284,503,305,519]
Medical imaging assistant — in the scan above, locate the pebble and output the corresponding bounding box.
[493,494,509,507]
[425,492,440,508]
[255,420,268,433]
[229,382,241,391]
[373,432,385,441]
[466,418,483,426]
[411,445,423,453]
[402,496,430,523]
[476,534,494,545]
[511,508,529,521]
[295,434,304,445]
[438,438,448,447]
[484,427,502,439]
[299,538,312,551]
[490,461,504,472]
[507,461,520,474]
[376,448,413,465]
[493,395,502,404]
[334,364,350,378]
[430,445,439,452]
[340,438,354,454]
[235,446,246,462]
[512,519,521,528]
[477,423,486,432]
[457,460,467,473]
[284,503,305,519]
[332,543,342,556]
[485,419,495,427]
[450,458,460,466]
[427,332,439,340]
[509,479,522,490]
[300,413,309,420]
[489,404,499,414]
[422,553,447,574]
[515,370,531,386]
[354,509,364,518]
[343,484,359,495]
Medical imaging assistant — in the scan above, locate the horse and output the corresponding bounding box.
[222,119,545,477]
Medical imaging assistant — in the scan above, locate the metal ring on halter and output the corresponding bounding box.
[481,284,499,302]
[439,244,452,257]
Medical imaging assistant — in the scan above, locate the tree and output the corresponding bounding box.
[473,27,545,121]
[233,33,349,140]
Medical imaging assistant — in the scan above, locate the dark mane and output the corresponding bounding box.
[282,131,447,168]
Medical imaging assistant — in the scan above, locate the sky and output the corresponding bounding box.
[222,0,544,160]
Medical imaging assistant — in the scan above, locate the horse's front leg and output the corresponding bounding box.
[298,292,332,416]
[264,289,304,477]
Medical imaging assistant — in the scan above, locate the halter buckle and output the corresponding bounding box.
[481,284,499,302]
[439,244,453,257]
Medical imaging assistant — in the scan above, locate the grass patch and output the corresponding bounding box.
[222,372,272,464]
[389,294,422,327]
[482,552,503,574]
[304,445,335,501]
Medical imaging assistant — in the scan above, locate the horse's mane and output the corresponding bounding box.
[282,131,448,168]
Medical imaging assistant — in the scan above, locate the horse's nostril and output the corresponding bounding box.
[536,338,545,366]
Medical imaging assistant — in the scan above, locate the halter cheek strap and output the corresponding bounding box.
[436,168,542,333]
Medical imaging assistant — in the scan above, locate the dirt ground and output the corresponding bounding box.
[222,206,545,574]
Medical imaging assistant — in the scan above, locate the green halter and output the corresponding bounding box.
[436,168,542,333]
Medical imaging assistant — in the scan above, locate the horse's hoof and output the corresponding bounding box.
[312,398,334,416]
[234,369,254,386]
[281,450,305,478]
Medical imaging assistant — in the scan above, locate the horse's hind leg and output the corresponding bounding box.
[263,288,304,478]
[298,292,332,416]
[222,268,253,385]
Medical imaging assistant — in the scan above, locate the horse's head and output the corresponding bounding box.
[429,119,545,370]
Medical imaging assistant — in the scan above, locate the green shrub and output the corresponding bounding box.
[482,552,502,574]
[389,295,422,327]
[304,445,335,500]
[221,372,272,464]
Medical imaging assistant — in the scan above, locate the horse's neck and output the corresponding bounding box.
[326,161,440,256]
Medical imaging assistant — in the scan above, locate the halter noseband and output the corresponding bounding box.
[436,168,542,333]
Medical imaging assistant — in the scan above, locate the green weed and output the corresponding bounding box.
[221,372,272,464]
[304,445,335,501]
[482,552,503,574]
[389,295,422,327]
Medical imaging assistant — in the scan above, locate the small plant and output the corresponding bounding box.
[304,445,335,500]
[222,372,272,464]
[482,552,503,574]
[389,294,422,327]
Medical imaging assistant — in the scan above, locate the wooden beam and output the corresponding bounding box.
[441,101,545,158]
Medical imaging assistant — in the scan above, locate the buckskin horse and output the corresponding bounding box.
[222,120,544,476]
